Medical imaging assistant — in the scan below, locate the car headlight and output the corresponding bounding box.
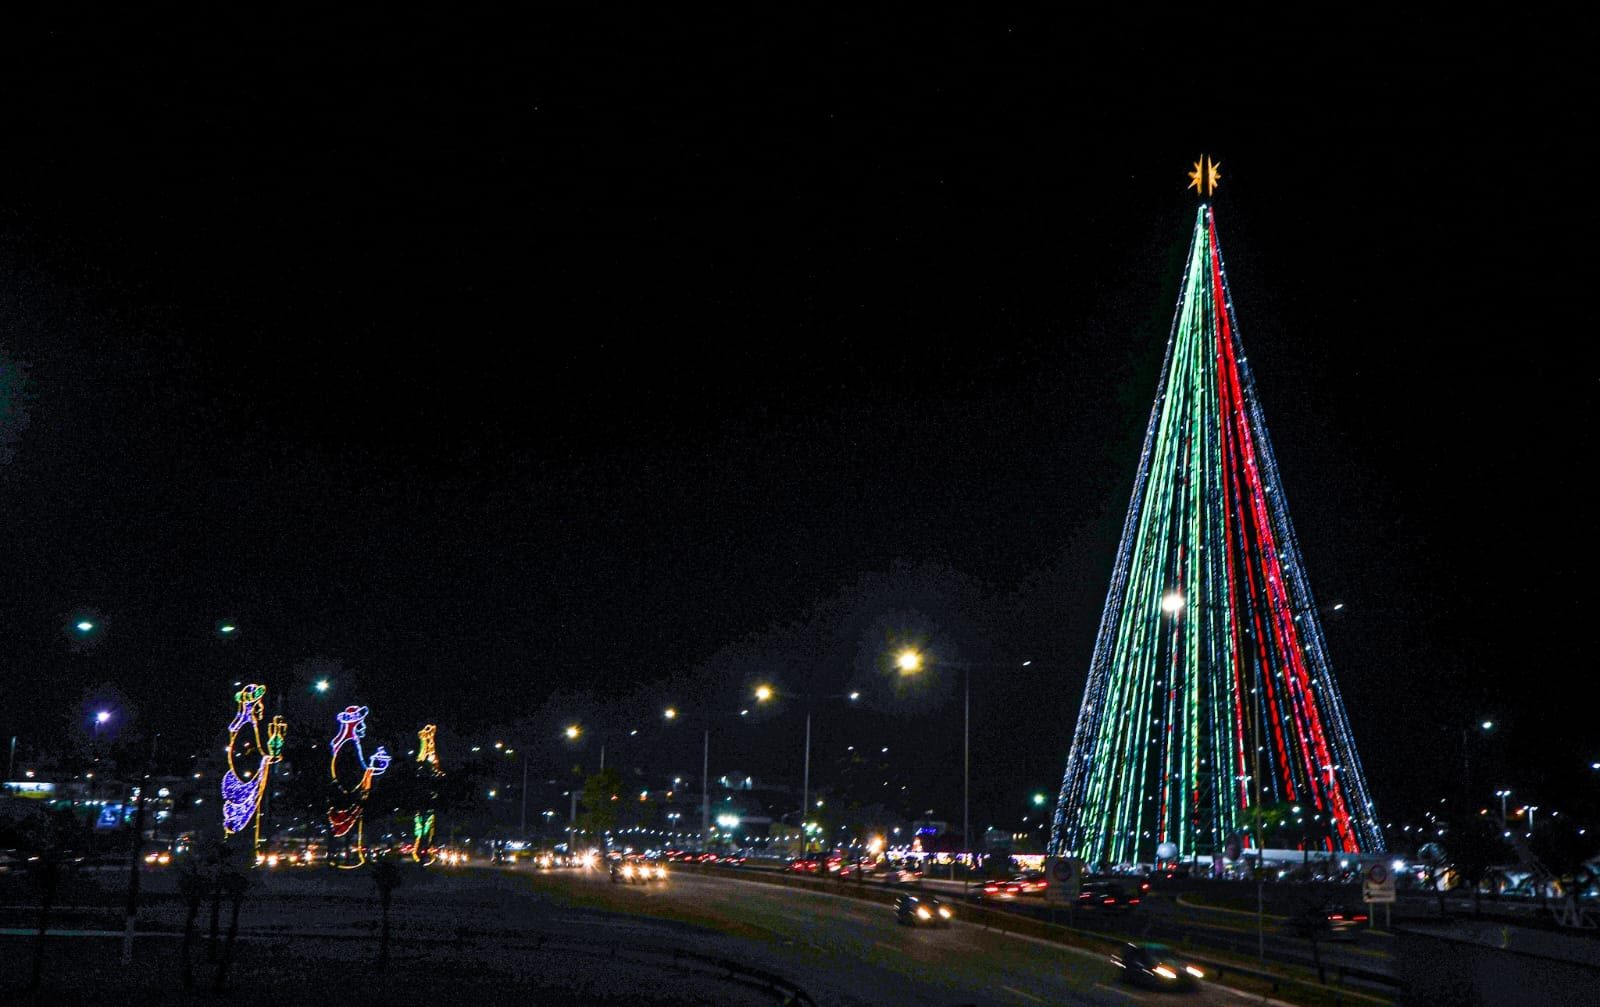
[937,906,952,919]
[655,867,666,879]
[1153,965,1177,980]
[622,865,633,877]
[1184,965,1204,979]
[916,906,932,920]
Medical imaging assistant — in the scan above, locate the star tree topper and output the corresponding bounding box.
[1187,155,1221,197]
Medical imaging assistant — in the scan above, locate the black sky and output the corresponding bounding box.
[0,12,1590,835]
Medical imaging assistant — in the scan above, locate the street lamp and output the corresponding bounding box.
[1495,789,1512,825]
[894,647,1031,895]
[76,621,96,634]
[788,687,860,851]
[662,697,767,850]
[315,679,330,694]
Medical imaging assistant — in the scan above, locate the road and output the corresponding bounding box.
[518,865,1284,1006]
[826,871,1394,988]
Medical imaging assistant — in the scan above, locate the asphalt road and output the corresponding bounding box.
[825,871,1394,986]
[533,866,1284,1006]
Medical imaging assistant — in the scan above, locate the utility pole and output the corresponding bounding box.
[122,732,158,964]
[962,667,970,898]
[801,712,811,851]
[519,752,529,840]
[701,729,710,851]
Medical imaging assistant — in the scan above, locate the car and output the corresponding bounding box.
[1321,905,1369,941]
[789,858,821,874]
[978,877,1027,900]
[1110,942,1205,991]
[616,857,665,883]
[1011,872,1047,895]
[885,866,923,886]
[1078,881,1141,910]
[895,893,953,927]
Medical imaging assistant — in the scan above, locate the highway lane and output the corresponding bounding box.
[543,866,1284,1006]
[857,872,1394,984]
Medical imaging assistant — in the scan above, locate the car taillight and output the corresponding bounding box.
[1130,899,1140,905]
[1354,915,1368,922]
[1103,897,1115,904]
[1329,914,1343,920]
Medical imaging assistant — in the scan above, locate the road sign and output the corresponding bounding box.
[1044,856,1083,905]
[1363,862,1395,903]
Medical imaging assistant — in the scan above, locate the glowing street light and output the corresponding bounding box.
[76,621,96,633]
[96,711,112,725]
[564,725,581,740]
[1032,793,1047,806]
[663,707,677,720]
[895,649,923,675]
[1481,720,1495,731]
[754,685,773,703]
[315,679,330,693]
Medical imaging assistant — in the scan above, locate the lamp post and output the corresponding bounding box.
[753,684,860,851]
[660,699,762,851]
[893,648,1032,897]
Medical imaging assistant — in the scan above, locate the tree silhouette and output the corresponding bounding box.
[1444,813,1506,917]
[372,859,403,968]
[577,768,622,846]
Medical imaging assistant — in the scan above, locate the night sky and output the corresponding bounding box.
[0,13,1588,837]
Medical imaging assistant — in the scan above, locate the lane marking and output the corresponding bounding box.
[1092,981,1139,1000]
[1000,983,1048,1004]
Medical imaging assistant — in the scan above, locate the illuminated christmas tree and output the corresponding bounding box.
[1051,159,1384,866]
